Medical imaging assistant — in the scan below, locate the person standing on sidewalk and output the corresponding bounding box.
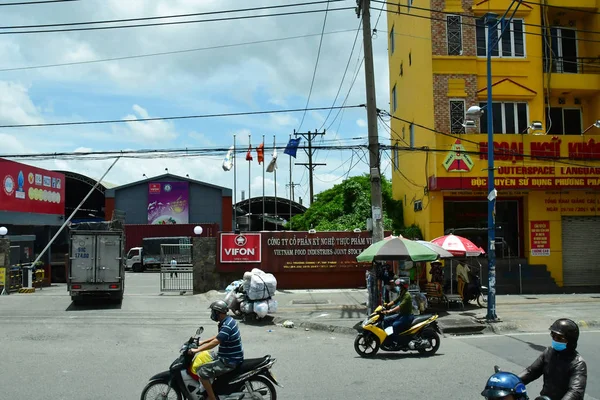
[169,257,178,278]
[518,318,587,400]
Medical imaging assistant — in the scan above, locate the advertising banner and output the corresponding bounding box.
[217,231,390,272]
[530,221,550,256]
[0,158,65,215]
[147,181,189,225]
[220,233,262,263]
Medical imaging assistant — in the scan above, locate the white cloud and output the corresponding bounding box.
[0,81,43,125]
[356,118,367,127]
[120,104,178,142]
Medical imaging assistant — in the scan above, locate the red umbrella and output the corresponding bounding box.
[430,234,484,257]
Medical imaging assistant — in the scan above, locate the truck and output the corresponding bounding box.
[126,236,191,273]
[68,221,125,304]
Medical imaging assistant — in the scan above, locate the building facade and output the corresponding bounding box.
[387,0,600,290]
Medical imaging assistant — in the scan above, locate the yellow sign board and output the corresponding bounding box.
[443,139,474,172]
[0,267,5,286]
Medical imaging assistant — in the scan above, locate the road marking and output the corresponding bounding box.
[451,329,600,339]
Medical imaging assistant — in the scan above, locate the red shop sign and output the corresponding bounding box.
[220,233,262,263]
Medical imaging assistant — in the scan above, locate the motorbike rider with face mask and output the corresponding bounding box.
[518,318,587,400]
[382,278,414,334]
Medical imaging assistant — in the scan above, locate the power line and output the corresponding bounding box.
[0,0,342,30]
[521,0,600,15]
[373,2,600,44]
[0,5,355,36]
[0,104,365,129]
[0,0,78,6]
[0,29,357,72]
[297,0,330,131]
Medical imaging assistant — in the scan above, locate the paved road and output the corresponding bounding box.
[1,273,598,399]
[454,331,600,400]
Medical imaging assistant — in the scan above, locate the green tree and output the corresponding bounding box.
[286,174,405,233]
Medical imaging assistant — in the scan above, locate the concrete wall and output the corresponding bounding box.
[113,177,225,226]
[192,237,238,294]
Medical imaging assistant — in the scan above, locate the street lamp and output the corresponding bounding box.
[0,227,7,236]
[523,121,545,134]
[582,120,600,134]
[193,226,203,236]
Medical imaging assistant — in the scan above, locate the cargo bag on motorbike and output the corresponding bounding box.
[191,350,214,375]
[244,269,277,301]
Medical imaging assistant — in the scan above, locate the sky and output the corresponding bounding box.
[0,0,392,206]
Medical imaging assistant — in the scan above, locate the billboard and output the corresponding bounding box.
[147,181,189,225]
[0,158,65,215]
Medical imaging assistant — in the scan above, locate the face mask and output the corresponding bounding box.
[210,310,219,322]
[552,339,567,351]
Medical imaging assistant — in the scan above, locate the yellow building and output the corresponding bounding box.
[386,0,600,292]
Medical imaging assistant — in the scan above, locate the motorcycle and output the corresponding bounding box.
[354,305,442,358]
[140,326,281,400]
[457,265,487,308]
[491,366,550,400]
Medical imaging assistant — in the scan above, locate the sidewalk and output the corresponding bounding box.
[205,289,600,336]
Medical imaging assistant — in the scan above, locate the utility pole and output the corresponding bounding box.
[286,182,301,202]
[294,129,326,205]
[357,0,384,314]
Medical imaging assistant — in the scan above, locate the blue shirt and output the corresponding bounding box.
[216,316,244,365]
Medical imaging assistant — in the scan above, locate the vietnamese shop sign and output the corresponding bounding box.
[217,231,389,272]
[147,181,189,225]
[478,139,600,161]
[530,221,550,257]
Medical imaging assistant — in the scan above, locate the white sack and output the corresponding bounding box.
[254,300,269,318]
[247,272,277,300]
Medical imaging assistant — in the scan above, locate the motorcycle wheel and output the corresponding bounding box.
[477,293,487,308]
[140,380,182,400]
[354,332,380,358]
[417,329,441,356]
[239,375,277,400]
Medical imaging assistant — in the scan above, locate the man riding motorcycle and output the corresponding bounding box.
[518,318,587,400]
[382,278,414,334]
[481,371,529,400]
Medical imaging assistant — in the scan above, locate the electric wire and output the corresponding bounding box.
[0,5,355,35]
[0,29,358,73]
[374,2,600,44]
[0,0,78,5]
[0,104,365,129]
[520,0,600,15]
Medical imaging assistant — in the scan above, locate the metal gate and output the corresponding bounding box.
[562,216,600,286]
[159,243,193,293]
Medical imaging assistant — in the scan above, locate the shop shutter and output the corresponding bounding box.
[561,216,600,286]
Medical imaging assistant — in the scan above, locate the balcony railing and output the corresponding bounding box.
[543,57,600,74]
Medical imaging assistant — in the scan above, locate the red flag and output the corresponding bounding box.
[246,145,253,161]
[257,142,264,165]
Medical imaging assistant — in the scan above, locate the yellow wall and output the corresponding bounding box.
[387,0,435,238]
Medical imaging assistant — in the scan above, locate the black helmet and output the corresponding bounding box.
[549,318,579,349]
[208,300,229,321]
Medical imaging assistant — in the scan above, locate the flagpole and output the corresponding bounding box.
[248,133,251,231]
[233,134,237,231]
[273,135,277,231]
[262,134,265,231]
[289,132,292,230]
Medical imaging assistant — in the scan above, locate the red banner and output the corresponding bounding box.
[429,176,600,190]
[220,233,262,263]
[530,221,550,256]
[0,158,65,215]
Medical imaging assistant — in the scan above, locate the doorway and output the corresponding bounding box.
[443,198,523,258]
[544,27,578,74]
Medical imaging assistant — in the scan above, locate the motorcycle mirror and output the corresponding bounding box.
[196,326,204,335]
[494,365,500,373]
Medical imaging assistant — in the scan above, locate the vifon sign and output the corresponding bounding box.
[220,233,262,263]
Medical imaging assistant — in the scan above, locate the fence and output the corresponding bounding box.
[159,243,193,292]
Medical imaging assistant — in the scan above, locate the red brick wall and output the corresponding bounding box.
[431,0,476,57]
[433,74,479,133]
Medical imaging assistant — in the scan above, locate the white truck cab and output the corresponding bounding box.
[126,247,142,271]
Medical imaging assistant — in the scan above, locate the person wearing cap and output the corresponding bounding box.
[518,318,587,400]
[382,278,414,334]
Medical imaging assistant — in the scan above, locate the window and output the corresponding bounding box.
[390,26,395,54]
[447,16,463,56]
[546,108,582,135]
[410,124,415,148]
[394,144,399,170]
[450,100,466,134]
[392,85,397,113]
[543,28,578,73]
[479,102,529,134]
[476,18,525,57]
